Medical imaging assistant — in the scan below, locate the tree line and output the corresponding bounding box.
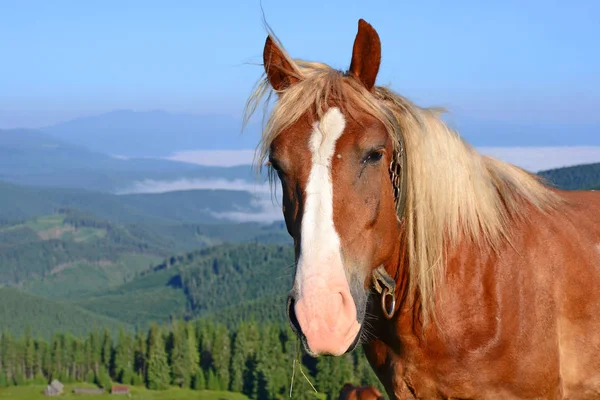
[0,319,383,399]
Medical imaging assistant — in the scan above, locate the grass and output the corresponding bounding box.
[22,214,106,243]
[0,384,250,399]
[64,226,107,242]
[24,214,64,231]
[3,214,107,243]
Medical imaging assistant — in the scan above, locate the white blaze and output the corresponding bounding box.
[297,107,347,293]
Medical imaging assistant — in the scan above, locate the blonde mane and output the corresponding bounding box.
[244,34,562,325]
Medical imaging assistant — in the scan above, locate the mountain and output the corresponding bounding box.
[41,109,262,158]
[537,162,600,190]
[0,128,259,192]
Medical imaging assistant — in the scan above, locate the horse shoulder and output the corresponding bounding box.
[392,191,600,398]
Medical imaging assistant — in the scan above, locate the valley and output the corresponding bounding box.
[1,119,599,400]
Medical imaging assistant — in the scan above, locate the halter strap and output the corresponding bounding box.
[371,118,407,319]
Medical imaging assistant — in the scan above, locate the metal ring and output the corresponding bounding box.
[381,287,396,319]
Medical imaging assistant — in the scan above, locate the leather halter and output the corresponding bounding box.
[371,118,407,320]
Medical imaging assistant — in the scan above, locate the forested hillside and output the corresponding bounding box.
[76,243,295,329]
[0,206,293,334]
[537,162,600,190]
[0,288,131,339]
[0,318,381,400]
[0,209,166,286]
[1,208,289,294]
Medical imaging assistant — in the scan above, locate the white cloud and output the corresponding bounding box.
[210,191,284,223]
[114,177,283,223]
[114,178,271,195]
[164,150,257,167]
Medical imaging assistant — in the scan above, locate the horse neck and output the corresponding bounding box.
[384,222,469,340]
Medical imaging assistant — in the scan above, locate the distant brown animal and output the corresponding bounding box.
[246,15,600,400]
[339,383,385,400]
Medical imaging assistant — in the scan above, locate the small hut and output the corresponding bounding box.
[111,385,130,395]
[44,379,64,397]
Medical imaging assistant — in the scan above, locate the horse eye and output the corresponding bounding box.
[267,159,281,172]
[364,150,384,164]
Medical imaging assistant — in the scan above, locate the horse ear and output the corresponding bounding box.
[263,35,300,92]
[348,19,381,91]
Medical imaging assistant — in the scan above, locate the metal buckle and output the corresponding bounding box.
[372,265,396,319]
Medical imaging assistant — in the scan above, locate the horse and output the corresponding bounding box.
[339,383,386,400]
[244,18,600,399]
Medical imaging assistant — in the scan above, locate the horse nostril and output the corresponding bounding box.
[286,294,301,335]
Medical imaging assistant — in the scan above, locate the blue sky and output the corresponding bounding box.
[1,0,599,134]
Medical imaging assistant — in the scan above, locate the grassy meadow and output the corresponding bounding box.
[0,384,251,400]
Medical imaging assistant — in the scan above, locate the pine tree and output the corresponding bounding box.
[212,323,231,390]
[0,331,3,377]
[61,334,75,383]
[206,368,220,390]
[50,333,63,381]
[95,366,112,390]
[146,323,171,390]
[196,320,215,373]
[42,341,52,382]
[315,354,355,400]
[23,326,35,381]
[89,329,102,376]
[72,337,85,382]
[192,369,206,390]
[254,324,289,400]
[101,328,112,372]
[243,321,261,397]
[12,365,24,386]
[34,336,46,381]
[12,336,25,386]
[32,338,47,386]
[169,319,192,388]
[133,330,147,380]
[85,370,95,384]
[1,330,15,385]
[229,324,248,393]
[283,330,319,400]
[186,321,199,385]
[113,327,133,384]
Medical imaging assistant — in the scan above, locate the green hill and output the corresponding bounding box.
[76,243,295,329]
[0,287,131,339]
[132,220,291,251]
[0,209,166,288]
[1,209,290,301]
